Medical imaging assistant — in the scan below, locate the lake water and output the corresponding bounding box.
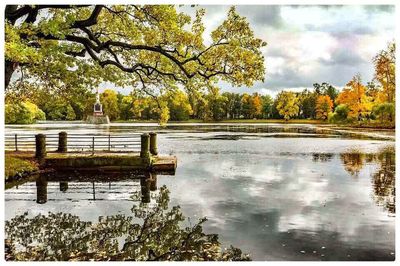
[4,123,396,260]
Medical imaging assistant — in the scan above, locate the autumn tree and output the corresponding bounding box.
[336,75,372,121]
[240,93,251,118]
[205,87,228,121]
[43,100,76,121]
[5,5,266,107]
[315,95,333,120]
[163,90,193,121]
[373,42,395,103]
[100,89,120,120]
[298,89,317,119]
[222,92,242,119]
[260,94,273,118]
[5,101,45,124]
[119,95,134,120]
[249,93,262,118]
[275,91,299,121]
[313,82,338,103]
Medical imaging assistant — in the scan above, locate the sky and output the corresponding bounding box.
[102,5,395,97]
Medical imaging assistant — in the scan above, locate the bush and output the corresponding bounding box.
[372,103,395,123]
[43,101,76,121]
[5,101,46,124]
[329,104,350,123]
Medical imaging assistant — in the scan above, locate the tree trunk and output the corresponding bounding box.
[5,59,16,89]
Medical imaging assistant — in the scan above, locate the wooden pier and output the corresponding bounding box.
[6,132,177,175]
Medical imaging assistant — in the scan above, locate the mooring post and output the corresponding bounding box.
[149,132,158,155]
[140,133,150,159]
[35,134,46,158]
[14,134,18,151]
[57,131,67,153]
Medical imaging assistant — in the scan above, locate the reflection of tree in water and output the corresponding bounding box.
[340,147,395,214]
[5,185,250,261]
[371,147,395,214]
[340,151,365,177]
[312,153,334,162]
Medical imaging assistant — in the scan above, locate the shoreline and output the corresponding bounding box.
[6,119,395,131]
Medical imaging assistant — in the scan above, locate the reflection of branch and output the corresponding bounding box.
[121,209,158,251]
[5,185,250,261]
[151,218,209,261]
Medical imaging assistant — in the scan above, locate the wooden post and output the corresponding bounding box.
[149,132,158,155]
[57,131,67,153]
[14,134,18,151]
[35,134,46,158]
[140,133,150,159]
[108,134,111,151]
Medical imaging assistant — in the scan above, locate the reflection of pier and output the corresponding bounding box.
[32,171,161,204]
[36,176,47,204]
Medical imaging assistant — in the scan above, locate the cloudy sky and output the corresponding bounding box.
[104,5,395,97]
[198,5,395,96]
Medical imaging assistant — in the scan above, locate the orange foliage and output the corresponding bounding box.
[336,75,372,120]
[315,95,333,120]
[250,93,262,118]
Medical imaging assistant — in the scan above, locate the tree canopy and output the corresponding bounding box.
[5,5,266,98]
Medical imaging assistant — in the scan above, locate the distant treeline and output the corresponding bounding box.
[5,43,395,126]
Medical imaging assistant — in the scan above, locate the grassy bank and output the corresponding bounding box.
[5,154,39,181]
[113,119,394,129]
[113,119,326,124]
[8,118,394,130]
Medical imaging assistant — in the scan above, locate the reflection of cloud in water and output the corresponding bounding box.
[159,139,395,260]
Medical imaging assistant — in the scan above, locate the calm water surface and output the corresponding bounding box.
[5,123,395,260]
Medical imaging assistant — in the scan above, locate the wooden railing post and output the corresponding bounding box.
[57,131,67,153]
[140,133,150,159]
[149,132,158,155]
[35,134,46,158]
[92,137,95,155]
[108,134,111,151]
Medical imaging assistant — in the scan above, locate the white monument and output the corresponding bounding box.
[86,88,110,124]
[93,88,103,116]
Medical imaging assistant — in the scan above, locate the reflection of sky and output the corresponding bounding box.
[5,125,396,261]
[156,133,395,260]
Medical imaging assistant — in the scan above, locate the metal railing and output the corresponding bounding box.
[5,133,142,152]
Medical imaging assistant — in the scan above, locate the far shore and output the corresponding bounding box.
[7,118,393,131]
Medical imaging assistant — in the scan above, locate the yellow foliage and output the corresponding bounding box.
[315,95,333,120]
[336,75,372,120]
